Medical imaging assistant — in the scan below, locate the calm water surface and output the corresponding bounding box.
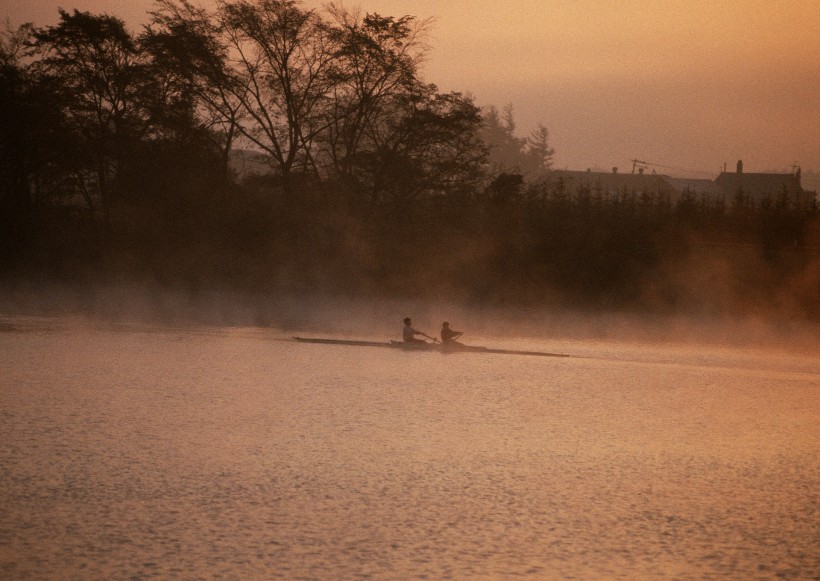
[1,316,817,580]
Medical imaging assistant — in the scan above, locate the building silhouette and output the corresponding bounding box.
[542,160,816,209]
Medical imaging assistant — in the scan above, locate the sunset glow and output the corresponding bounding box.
[2,2,819,577]
[4,0,818,175]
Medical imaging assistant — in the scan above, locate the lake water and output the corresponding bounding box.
[1,315,817,579]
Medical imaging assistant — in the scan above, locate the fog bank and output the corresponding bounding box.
[1,282,817,355]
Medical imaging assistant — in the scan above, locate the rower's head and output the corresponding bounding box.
[442,322,449,327]
[404,317,411,325]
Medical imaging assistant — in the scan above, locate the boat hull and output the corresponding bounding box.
[294,337,569,358]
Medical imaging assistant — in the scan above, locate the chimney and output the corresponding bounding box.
[736,160,743,175]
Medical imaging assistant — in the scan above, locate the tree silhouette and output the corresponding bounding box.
[318,7,429,180]
[144,0,245,175]
[29,10,151,227]
[359,87,487,207]
[525,123,555,175]
[0,2,815,321]
[218,0,338,187]
[480,104,554,181]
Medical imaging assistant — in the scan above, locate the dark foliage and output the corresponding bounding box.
[1,2,817,321]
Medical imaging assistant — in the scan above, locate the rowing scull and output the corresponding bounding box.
[293,337,569,358]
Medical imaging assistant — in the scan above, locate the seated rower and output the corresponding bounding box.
[440,321,464,344]
[403,317,432,343]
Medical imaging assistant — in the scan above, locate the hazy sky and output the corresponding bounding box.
[3,0,819,176]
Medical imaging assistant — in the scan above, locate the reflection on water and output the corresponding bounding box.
[1,316,817,579]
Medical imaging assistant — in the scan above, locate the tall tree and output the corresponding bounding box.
[481,104,554,180]
[359,85,487,206]
[218,0,338,185]
[317,6,429,179]
[0,25,34,221]
[145,0,245,174]
[524,123,555,175]
[1,25,39,264]
[2,23,95,268]
[29,10,151,225]
[481,104,526,173]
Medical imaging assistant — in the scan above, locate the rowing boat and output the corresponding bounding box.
[293,336,569,358]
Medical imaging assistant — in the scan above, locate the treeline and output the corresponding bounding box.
[1,1,817,319]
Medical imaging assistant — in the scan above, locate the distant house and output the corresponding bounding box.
[660,177,722,198]
[714,160,815,208]
[542,160,816,210]
[543,167,680,203]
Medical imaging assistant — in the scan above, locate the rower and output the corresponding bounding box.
[403,317,433,343]
[440,322,463,344]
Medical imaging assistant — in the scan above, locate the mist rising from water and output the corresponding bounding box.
[1,281,817,355]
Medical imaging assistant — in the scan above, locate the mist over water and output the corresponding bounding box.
[2,283,819,351]
[1,313,817,579]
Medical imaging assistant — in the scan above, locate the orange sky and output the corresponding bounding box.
[3,0,819,176]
